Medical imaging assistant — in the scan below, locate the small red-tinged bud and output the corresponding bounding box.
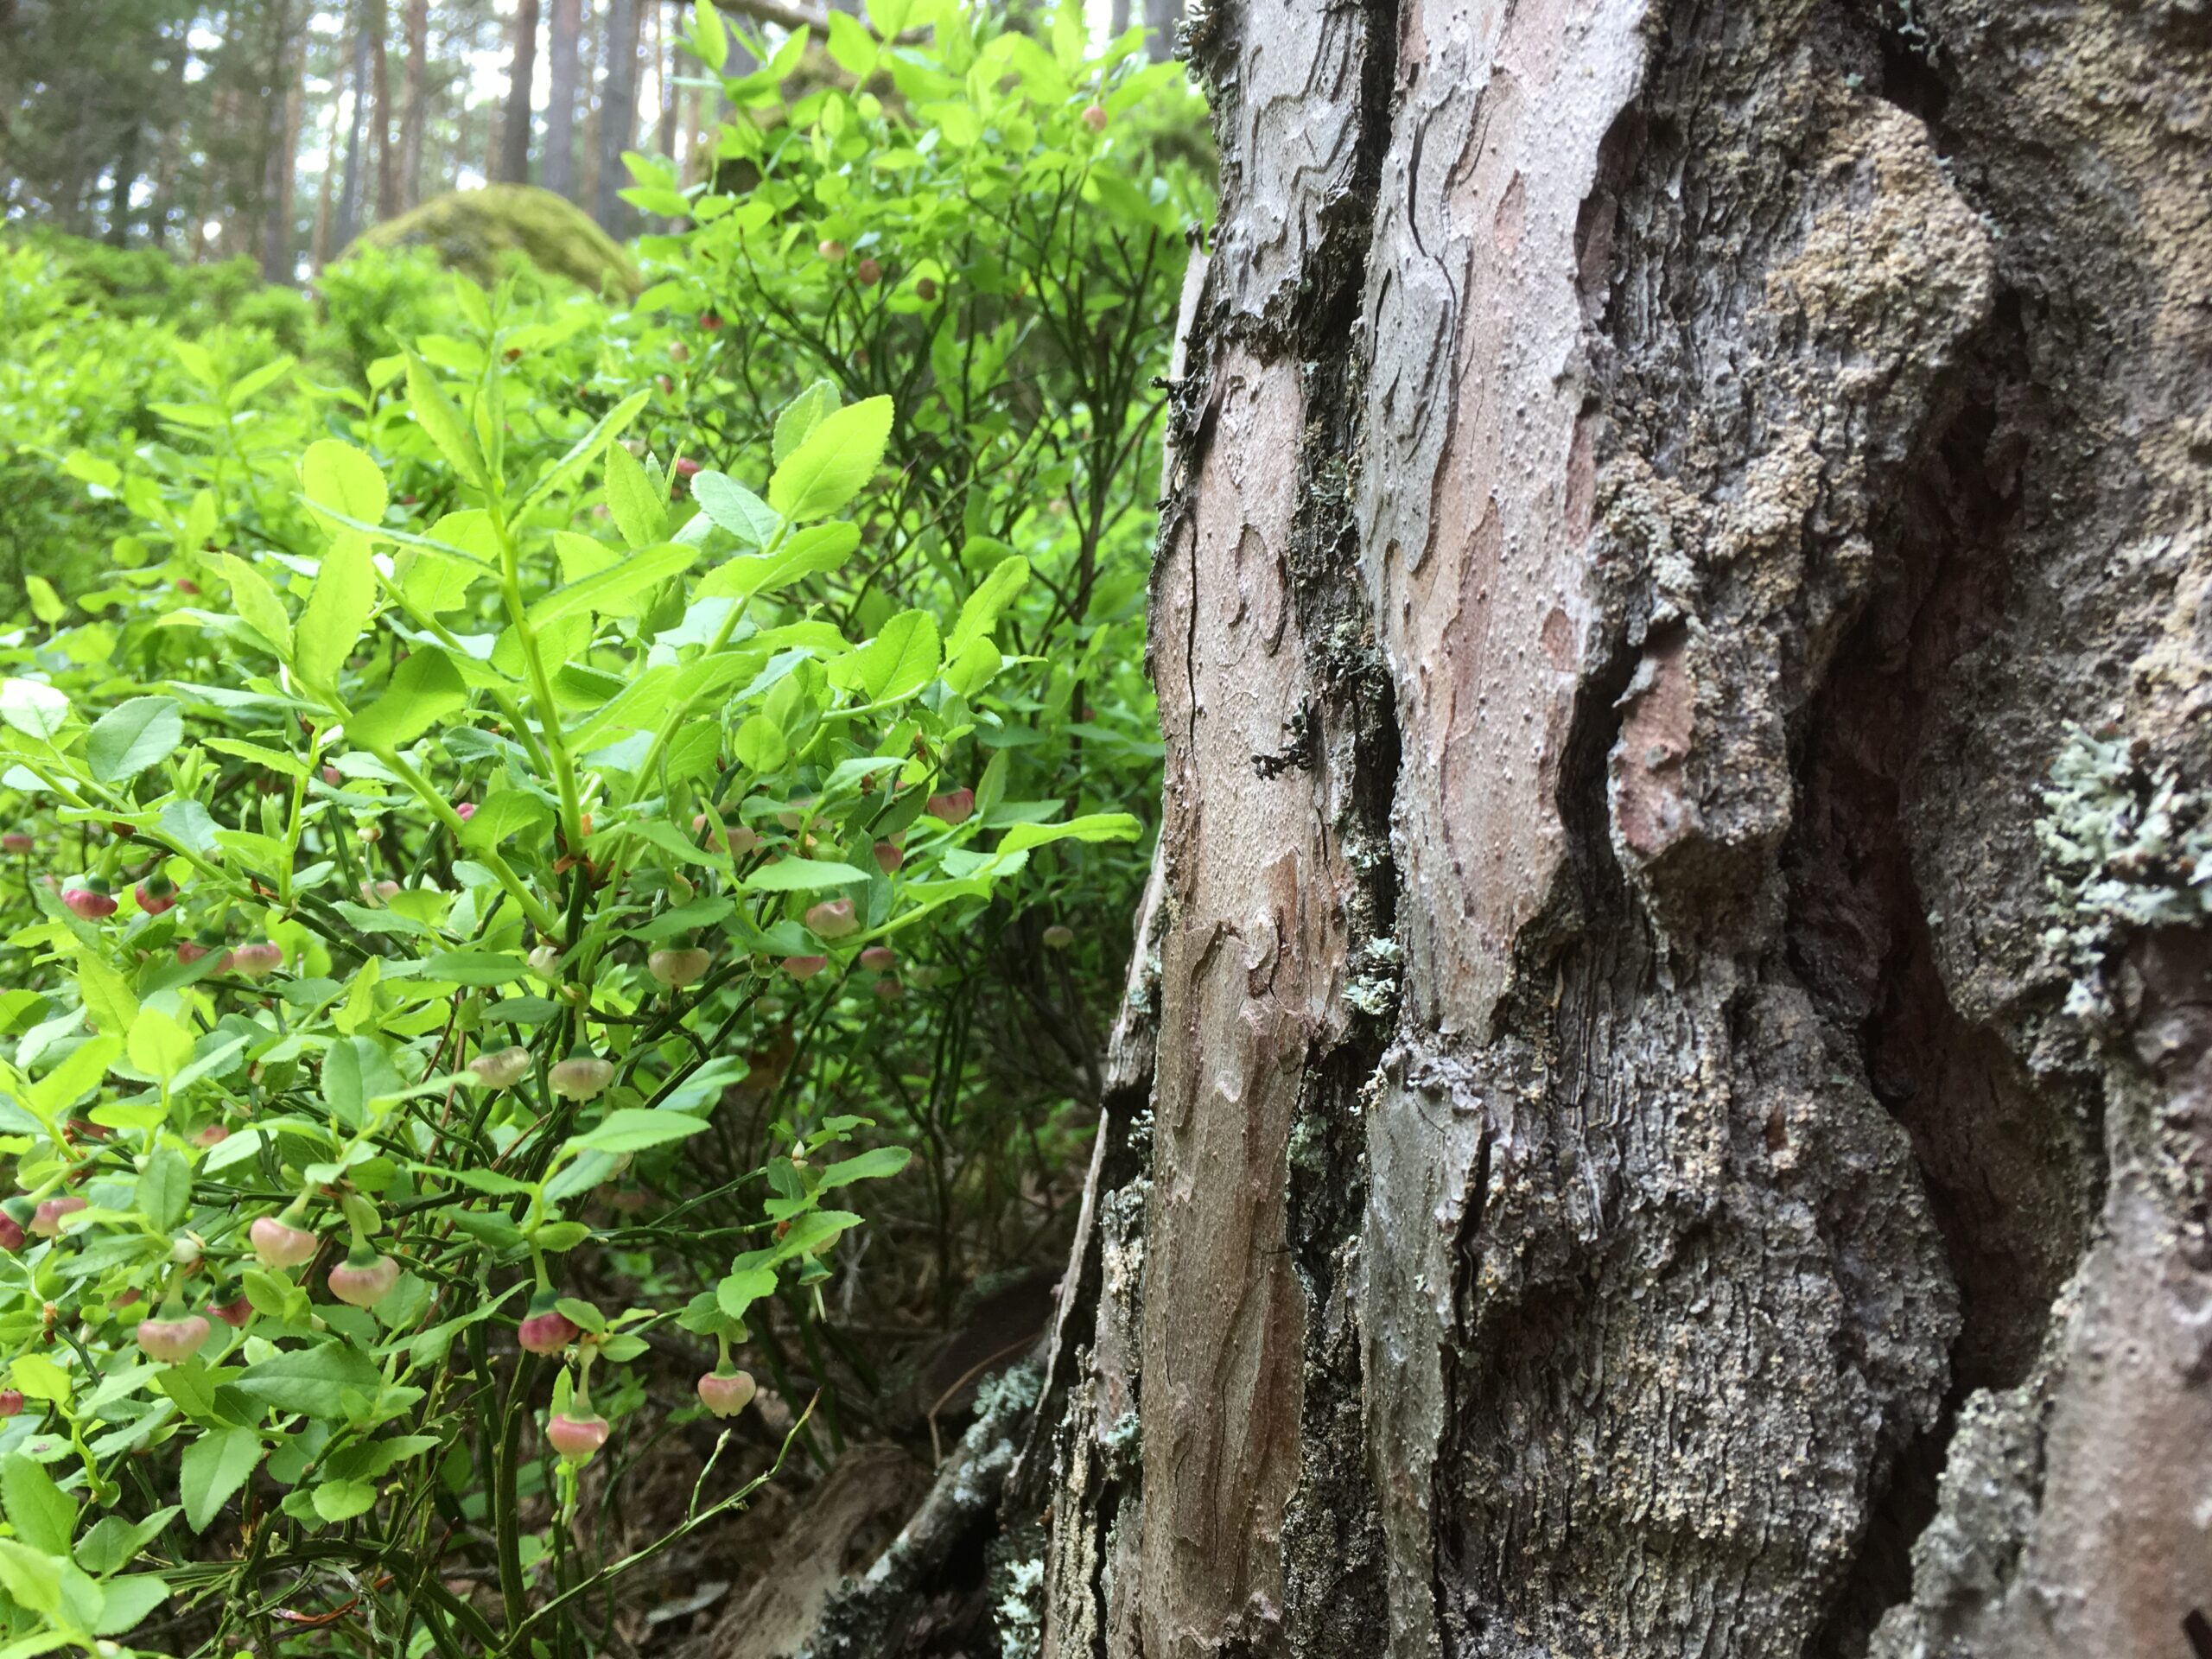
[231,941,283,978]
[321,766,342,787]
[925,788,974,825]
[658,374,675,395]
[361,878,401,904]
[114,1287,142,1307]
[1043,924,1076,950]
[699,310,723,331]
[1,832,31,855]
[209,1294,252,1328]
[193,1123,229,1148]
[30,1196,86,1236]
[0,1214,21,1253]
[505,346,523,363]
[177,578,201,595]
[649,946,711,988]
[175,939,211,965]
[855,257,882,286]
[171,1232,204,1268]
[818,238,846,262]
[804,898,857,940]
[518,1293,580,1356]
[872,978,904,1001]
[783,955,828,982]
[916,277,938,302]
[399,493,418,505]
[549,1054,614,1101]
[251,1217,320,1268]
[529,944,563,982]
[454,802,477,822]
[669,340,690,362]
[873,840,905,874]
[0,1390,22,1417]
[135,874,178,914]
[111,821,136,838]
[1081,103,1109,132]
[547,1411,610,1463]
[470,1046,532,1090]
[697,1368,756,1417]
[62,885,118,919]
[859,945,896,971]
[137,1314,212,1363]
[674,456,702,479]
[359,823,381,843]
[776,798,812,830]
[327,1247,401,1308]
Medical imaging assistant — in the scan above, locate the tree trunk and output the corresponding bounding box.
[258,0,296,281]
[591,0,639,235]
[372,0,397,219]
[542,0,582,199]
[396,0,428,211]
[1139,0,1177,63]
[781,3,2212,1657]
[500,0,540,184]
[331,0,373,251]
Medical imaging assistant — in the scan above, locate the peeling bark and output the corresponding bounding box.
[777,2,2212,1656]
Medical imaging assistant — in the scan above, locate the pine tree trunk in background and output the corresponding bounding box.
[499,0,540,184]
[105,118,137,245]
[331,2,372,252]
[999,3,2212,1657]
[397,0,428,210]
[542,0,582,199]
[592,0,639,236]
[258,0,296,280]
[372,0,396,219]
[310,61,342,268]
[1109,0,1129,43]
[1138,0,1176,63]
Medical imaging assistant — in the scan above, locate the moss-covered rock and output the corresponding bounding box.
[345,185,639,296]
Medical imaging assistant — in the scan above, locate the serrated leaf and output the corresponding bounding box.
[743,857,870,892]
[404,353,486,487]
[77,955,138,1037]
[296,537,375,692]
[181,1427,261,1532]
[772,380,839,465]
[695,523,861,603]
[127,1007,194,1084]
[690,472,779,547]
[86,697,182,784]
[564,1109,712,1154]
[231,1344,382,1415]
[0,1454,77,1554]
[312,1479,378,1522]
[851,610,938,702]
[220,553,293,655]
[0,679,69,741]
[603,441,664,550]
[135,1145,190,1230]
[767,396,893,521]
[301,440,388,528]
[996,813,1143,855]
[347,648,466,752]
[527,543,699,628]
[945,556,1030,658]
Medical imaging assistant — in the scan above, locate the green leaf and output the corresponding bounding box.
[731,715,787,773]
[996,813,1144,855]
[404,354,486,488]
[10,1355,71,1403]
[0,1537,60,1616]
[0,1455,77,1555]
[73,1510,178,1577]
[815,1146,913,1189]
[564,1109,713,1154]
[694,0,730,67]
[311,1479,378,1523]
[231,1344,383,1415]
[715,1266,778,1322]
[24,576,65,626]
[127,1007,194,1084]
[603,441,665,550]
[460,791,551,851]
[77,955,138,1037]
[219,554,293,657]
[0,679,69,742]
[744,857,870,892]
[91,1573,169,1636]
[85,697,182,785]
[135,1146,190,1231]
[301,439,389,528]
[181,1427,261,1533]
[851,610,939,702]
[696,522,861,602]
[419,951,527,986]
[690,473,779,547]
[296,537,376,692]
[945,556,1030,658]
[347,648,466,751]
[767,395,893,521]
[527,543,700,628]
[32,1033,121,1119]
[518,391,652,517]
[322,1037,405,1125]
[772,380,839,465]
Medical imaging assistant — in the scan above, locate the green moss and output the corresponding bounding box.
[345,186,640,297]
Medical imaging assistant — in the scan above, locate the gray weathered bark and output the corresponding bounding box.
[543,0,583,200]
[592,0,640,235]
[1017,1,2212,1657]
[499,0,542,185]
[750,1,2212,1655]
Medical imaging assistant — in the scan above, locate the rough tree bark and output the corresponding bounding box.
[768,3,2212,1658]
[592,0,640,235]
[542,0,583,200]
[395,0,429,212]
[499,0,542,185]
